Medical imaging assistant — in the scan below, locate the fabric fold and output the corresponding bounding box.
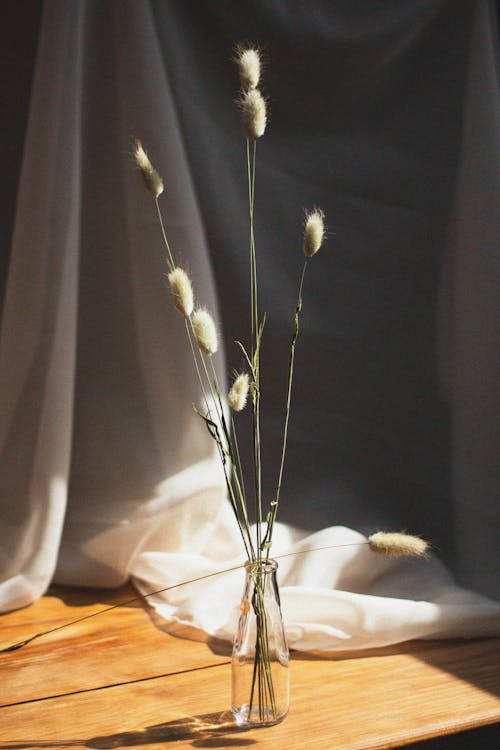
[0,0,84,611]
[133,524,500,651]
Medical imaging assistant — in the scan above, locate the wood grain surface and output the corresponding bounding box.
[0,585,499,749]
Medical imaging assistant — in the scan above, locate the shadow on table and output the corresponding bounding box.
[0,711,257,749]
[146,606,233,657]
[47,584,144,609]
[410,638,500,700]
[402,723,500,748]
[297,637,500,699]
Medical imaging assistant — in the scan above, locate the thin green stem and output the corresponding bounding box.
[250,142,258,346]
[152,195,253,561]
[2,543,370,653]
[185,322,252,558]
[230,413,247,511]
[185,319,211,416]
[253,395,262,558]
[265,259,309,558]
[155,198,175,272]
[210,360,255,559]
[247,572,277,721]
[246,139,262,561]
[247,140,255,349]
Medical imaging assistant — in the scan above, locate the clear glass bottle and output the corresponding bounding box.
[232,558,290,726]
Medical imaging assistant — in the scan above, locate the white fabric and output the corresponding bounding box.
[0,0,225,607]
[1,0,499,650]
[133,521,500,651]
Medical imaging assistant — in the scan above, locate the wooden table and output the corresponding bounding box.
[0,584,499,749]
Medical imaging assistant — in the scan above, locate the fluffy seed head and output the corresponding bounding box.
[168,267,194,317]
[240,89,267,140]
[133,139,164,198]
[303,208,326,257]
[236,47,261,90]
[368,532,429,558]
[228,372,250,412]
[191,308,218,355]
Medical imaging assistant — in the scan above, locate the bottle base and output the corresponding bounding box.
[232,703,288,728]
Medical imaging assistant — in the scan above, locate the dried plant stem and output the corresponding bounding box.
[184,319,250,556]
[253,388,263,557]
[197,343,253,560]
[230,413,246,508]
[248,576,277,720]
[247,140,258,347]
[184,319,243,545]
[209,359,254,557]
[264,260,309,557]
[6,540,425,654]
[154,199,254,560]
[185,319,211,413]
[242,133,275,722]
[155,198,175,272]
[246,138,263,559]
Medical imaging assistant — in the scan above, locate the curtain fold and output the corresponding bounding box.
[53,0,226,589]
[0,0,226,606]
[0,0,84,610]
[445,0,500,598]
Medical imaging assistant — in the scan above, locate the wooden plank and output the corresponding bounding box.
[0,587,499,749]
[0,641,499,749]
[0,584,229,706]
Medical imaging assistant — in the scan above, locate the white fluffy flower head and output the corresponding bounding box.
[237,47,261,90]
[168,268,194,317]
[303,208,325,257]
[191,308,218,355]
[368,532,429,558]
[228,372,250,412]
[240,89,267,140]
[133,139,164,198]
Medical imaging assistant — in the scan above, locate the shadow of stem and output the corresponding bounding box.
[0,711,257,749]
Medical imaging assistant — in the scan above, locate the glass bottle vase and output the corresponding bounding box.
[231,558,290,726]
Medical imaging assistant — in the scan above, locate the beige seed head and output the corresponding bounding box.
[303,208,326,257]
[236,47,261,90]
[368,532,429,558]
[240,89,267,140]
[134,140,151,171]
[191,308,218,355]
[168,267,194,317]
[133,139,164,198]
[228,372,250,412]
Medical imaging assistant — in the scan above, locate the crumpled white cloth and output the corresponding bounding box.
[132,506,500,652]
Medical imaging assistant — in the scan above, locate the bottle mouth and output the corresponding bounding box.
[244,558,278,573]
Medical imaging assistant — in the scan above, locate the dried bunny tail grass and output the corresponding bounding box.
[240,88,267,140]
[168,268,194,317]
[133,139,164,198]
[235,45,261,90]
[228,372,250,412]
[368,532,429,558]
[191,308,218,355]
[303,208,326,257]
